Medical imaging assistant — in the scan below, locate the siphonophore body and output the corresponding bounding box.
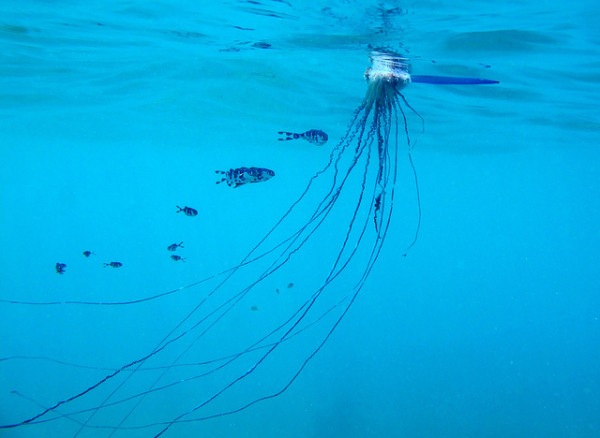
[0,49,497,437]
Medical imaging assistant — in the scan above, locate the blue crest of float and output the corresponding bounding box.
[365,49,498,91]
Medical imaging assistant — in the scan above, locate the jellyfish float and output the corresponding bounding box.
[0,50,497,437]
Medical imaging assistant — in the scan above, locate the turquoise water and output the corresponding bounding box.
[1,1,599,437]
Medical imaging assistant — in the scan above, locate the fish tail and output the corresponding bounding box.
[215,170,226,183]
[278,131,294,141]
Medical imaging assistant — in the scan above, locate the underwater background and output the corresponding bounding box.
[1,0,599,437]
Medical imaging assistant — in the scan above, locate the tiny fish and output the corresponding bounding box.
[215,167,275,188]
[252,41,271,49]
[176,205,198,217]
[374,193,382,232]
[103,262,122,268]
[55,263,66,274]
[278,129,328,146]
[82,251,95,258]
[167,242,184,251]
[250,306,259,311]
[170,255,186,262]
[287,282,294,289]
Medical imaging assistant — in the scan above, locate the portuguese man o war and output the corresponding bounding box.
[0,50,497,437]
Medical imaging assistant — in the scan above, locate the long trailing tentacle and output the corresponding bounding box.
[398,92,424,138]
[395,92,422,256]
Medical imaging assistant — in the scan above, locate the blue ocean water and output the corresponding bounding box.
[1,1,599,437]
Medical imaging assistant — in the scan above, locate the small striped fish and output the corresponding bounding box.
[167,242,184,251]
[278,129,328,146]
[176,205,198,216]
